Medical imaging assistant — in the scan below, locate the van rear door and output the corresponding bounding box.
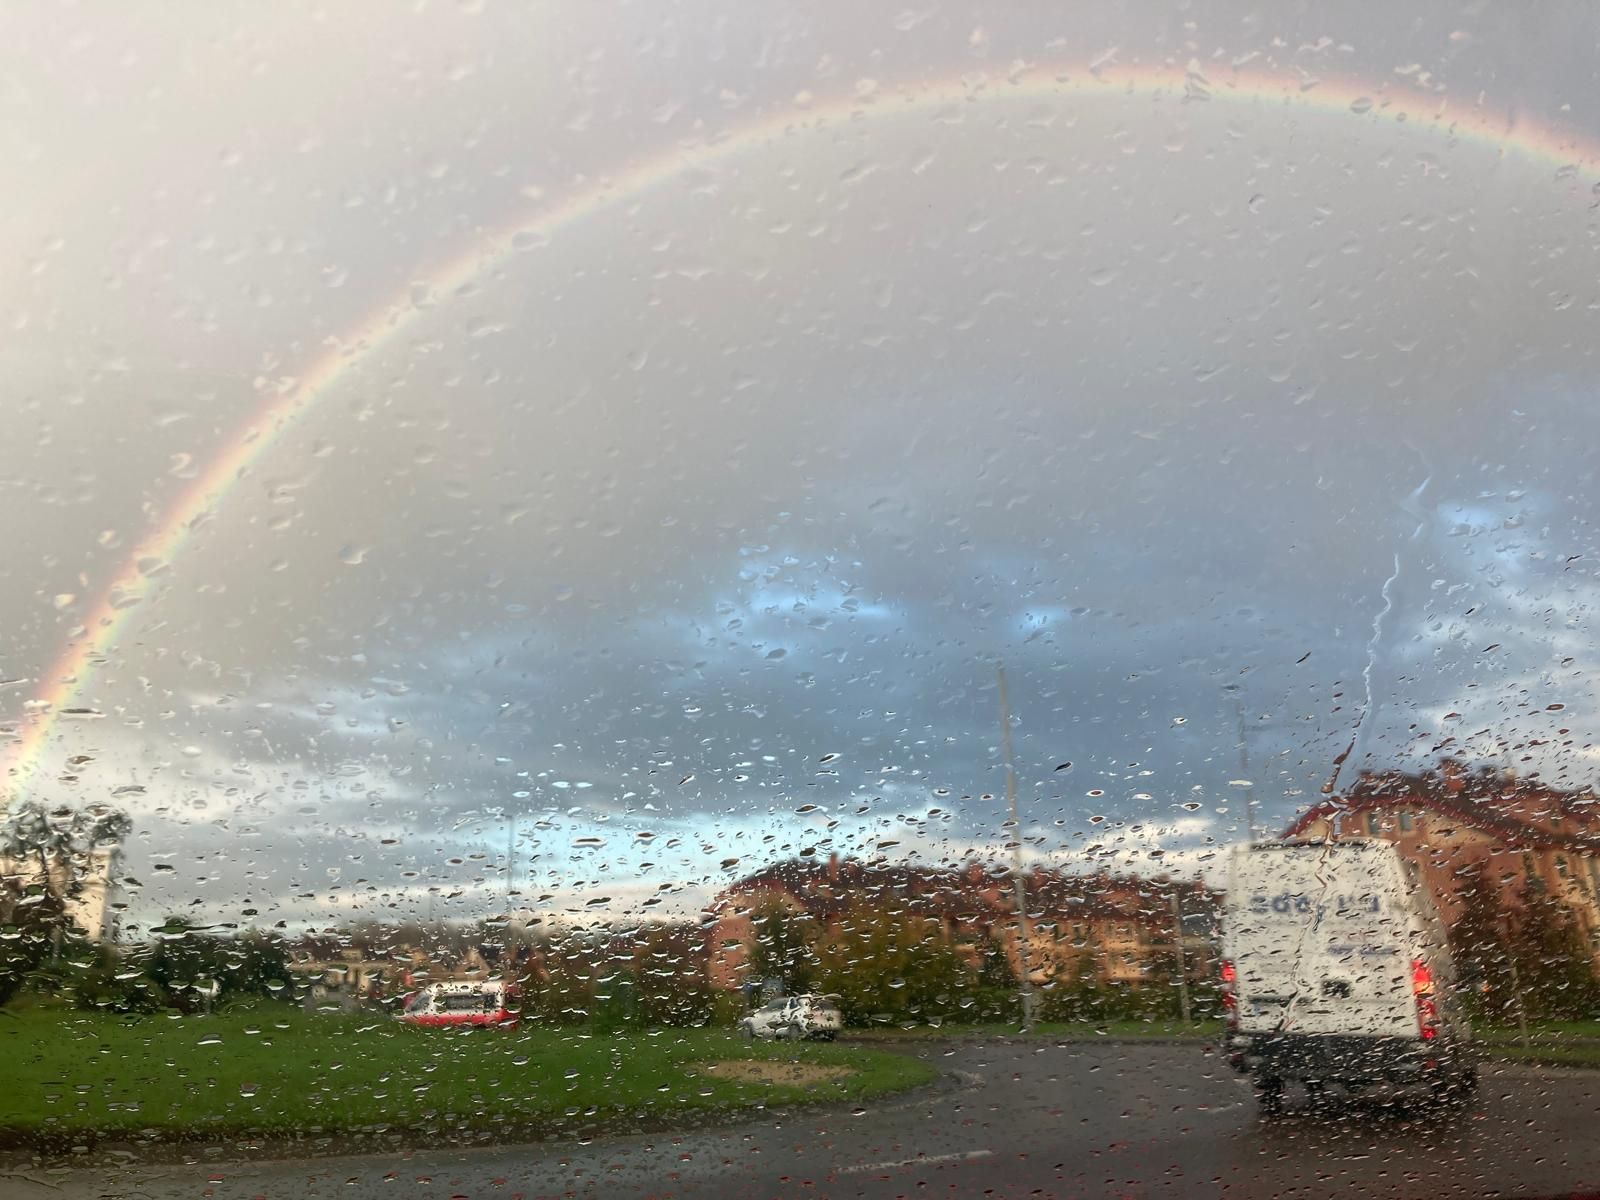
[1228,842,1420,1039]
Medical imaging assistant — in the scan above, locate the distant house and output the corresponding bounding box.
[1285,759,1600,966]
[0,844,122,942]
[286,945,394,998]
[703,853,1220,992]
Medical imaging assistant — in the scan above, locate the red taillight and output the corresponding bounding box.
[1220,959,1238,1029]
[1411,958,1439,1041]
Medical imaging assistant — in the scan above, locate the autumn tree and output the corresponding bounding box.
[812,904,971,1026]
[746,899,818,996]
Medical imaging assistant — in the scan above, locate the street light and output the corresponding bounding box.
[1171,889,1192,1025]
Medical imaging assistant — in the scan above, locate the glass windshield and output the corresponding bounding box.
[3,4,1599,1198]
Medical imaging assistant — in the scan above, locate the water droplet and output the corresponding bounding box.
[338,544,369,566]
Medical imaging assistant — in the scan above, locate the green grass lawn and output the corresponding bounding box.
[0,1003,935,1147]
[1474,1020,1600,1066]
[1477,1020,1600,1043]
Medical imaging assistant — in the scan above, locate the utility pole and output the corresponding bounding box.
[1171,889,1192,1025]
[1235,695,1259,842]
[996,664,1036,1032]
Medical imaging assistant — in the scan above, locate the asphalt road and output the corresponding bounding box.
[16,1040,1600,1200]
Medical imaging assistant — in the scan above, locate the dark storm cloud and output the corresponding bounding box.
[6,3,1600,925]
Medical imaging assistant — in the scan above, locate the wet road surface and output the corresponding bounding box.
[17,1039,1600,1199]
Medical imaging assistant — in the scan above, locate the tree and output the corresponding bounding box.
[631,924,715,1028]
[1446,868,1515,1021]
[1512,892,1600,1021]
[519,930,600,1026]
[144,919,293,1011]
[0,870,57,1008]
[812,904,973,1026]
[965,934,1021,1023]
[746,899,818,997]
[146,918,223,1012]
[223,930,293,1000]
[70,942,163,1014]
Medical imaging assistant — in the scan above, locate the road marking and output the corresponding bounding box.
[840,1149,994,1175]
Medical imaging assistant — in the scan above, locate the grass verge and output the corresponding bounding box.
[0,1004,935,1152]
[1482,1043,1600,1068]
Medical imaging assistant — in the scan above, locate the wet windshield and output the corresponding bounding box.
[4,4,1600,1198]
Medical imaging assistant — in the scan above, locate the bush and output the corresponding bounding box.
[0,882,61,1009]
[71,945,162,1014]
[709,990,747,1027]
[636,970,716,1028]
[520,954,597,1027]
[813,906,978,1027]
[144,921,294,1011]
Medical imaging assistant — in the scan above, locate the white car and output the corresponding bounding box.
[737,993,843,1041]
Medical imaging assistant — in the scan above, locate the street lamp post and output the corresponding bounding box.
[1223,687,1259,841]
[1171,890,1192,1025]
[996,664,1036,1033]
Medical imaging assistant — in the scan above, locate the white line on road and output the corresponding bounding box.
[839,1149,994,1175]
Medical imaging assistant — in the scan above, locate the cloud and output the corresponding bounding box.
[7,4,1600,936]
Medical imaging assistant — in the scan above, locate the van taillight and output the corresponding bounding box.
[1220,959,1238,1030]
[1411,958,1440,1041]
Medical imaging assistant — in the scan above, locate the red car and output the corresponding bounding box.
[396,981,519,1029]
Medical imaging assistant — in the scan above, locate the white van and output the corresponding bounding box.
[1222,839,1475,1113]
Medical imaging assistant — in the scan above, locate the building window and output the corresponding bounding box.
[1398,811,1414,833]
[1523,851,1546,896]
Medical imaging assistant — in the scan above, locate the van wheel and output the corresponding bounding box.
[1435,1067,1477,1106]
[1254,1078,1285,1118]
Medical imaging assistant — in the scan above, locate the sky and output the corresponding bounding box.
[4,1,1600,933]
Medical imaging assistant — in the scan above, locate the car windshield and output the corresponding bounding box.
[5,4,1600,1198]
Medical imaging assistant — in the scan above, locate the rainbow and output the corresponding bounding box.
[6,61,1597,805]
